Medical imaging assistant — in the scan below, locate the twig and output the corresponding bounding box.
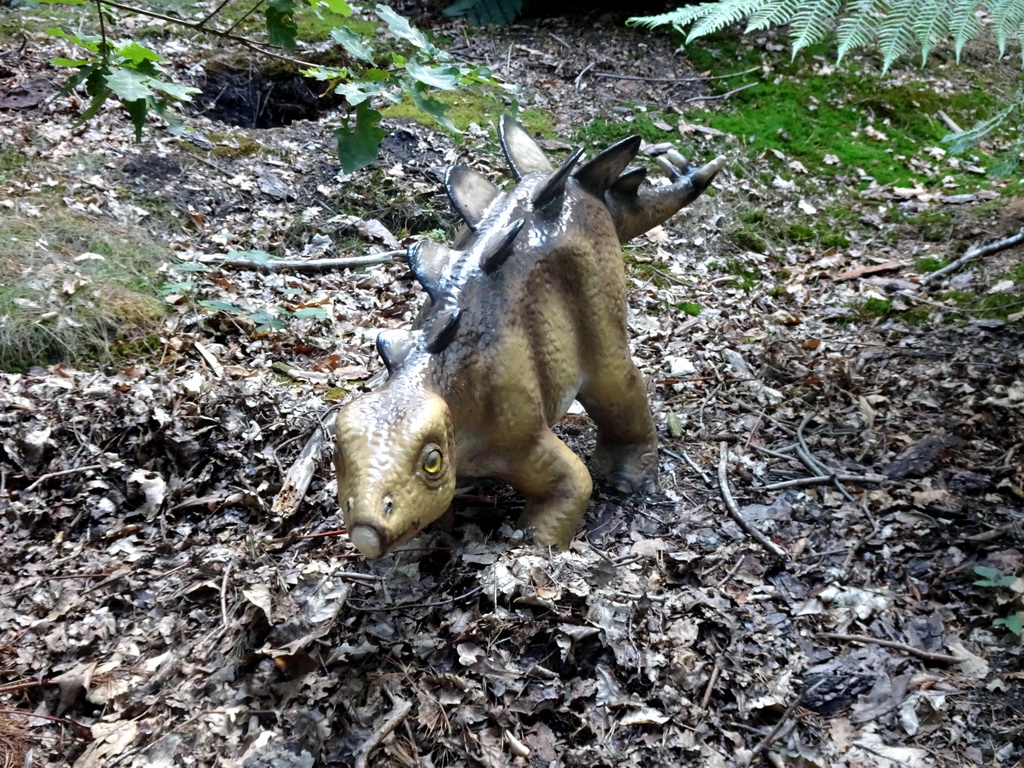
[683,82,758,104]
[660,446,711,484]
[700,659,723,709]
[761,473,886,491]
[922,227,1024,286]
[718,442,788,560]
[574,61,595,89]
[936,109,964,134]
[200,251,402,272]
[591,66,760,83]
[354,696,413,768]
[796,414,854,502]
[193,340,224,378]
[86,0,322,69]
[746,680,825,764]
[24,464,103,492]
[0,708,86,730]
[220,561,233,629]
[817,633,967,665]
[271,411,336,518]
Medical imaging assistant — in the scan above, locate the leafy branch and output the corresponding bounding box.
[42,0,507,171]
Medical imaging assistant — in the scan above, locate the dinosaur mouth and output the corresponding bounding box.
[349,524,385,559]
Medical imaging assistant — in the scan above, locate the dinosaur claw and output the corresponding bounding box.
[690,155,727,190]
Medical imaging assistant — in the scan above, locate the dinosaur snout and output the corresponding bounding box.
[349,523,384,559]
[344,494,395,559]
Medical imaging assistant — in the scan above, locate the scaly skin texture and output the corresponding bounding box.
[334,117,724,558]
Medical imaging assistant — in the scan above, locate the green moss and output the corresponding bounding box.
[0,208,170,372]
[380,91,545,137]
[576,112,679,146]
[731,229,768,253]
[723,259,761,290]
[856,297,894,318]
[624,251,673,288]
[678,35,1004,189]
[916,256,948,273]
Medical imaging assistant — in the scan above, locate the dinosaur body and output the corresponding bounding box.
[334,117,724,558]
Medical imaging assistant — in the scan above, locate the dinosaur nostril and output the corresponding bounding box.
[382,497,394,517]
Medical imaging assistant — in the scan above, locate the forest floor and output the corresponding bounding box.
[1,3,1023,767]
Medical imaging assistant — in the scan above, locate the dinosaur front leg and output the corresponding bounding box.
[498,429,594,549]
[579,361,659,494]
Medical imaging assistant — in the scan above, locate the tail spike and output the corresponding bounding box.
[445,165,500,230]
[499,115,553,181]
[425,308,461,354]
[610,167,647,197]
[532,147,584,209]
[480,218,525,275]
[573,135,641,197]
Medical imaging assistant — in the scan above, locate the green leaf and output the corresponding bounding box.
[52,57,91,67]
[172,262,212,273]
[331,26,376,63]
[199,299,244,313]
[251,307,287,331]
[405,61,460,89]
[411,86,456,131]
[375,4,431,50]
[293,307,329,319]
[105,67,155,102]
[266,0,299,50]
[334,101,386,173]
[974,565,1019,588]
[149,79,201,102]
[994,614,1023,637]
[301,65,349,81]
[46,27,101,53]
[116,41,165,65]
[123,97,148,141]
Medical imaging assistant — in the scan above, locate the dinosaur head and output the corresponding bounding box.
[334,376,457,559]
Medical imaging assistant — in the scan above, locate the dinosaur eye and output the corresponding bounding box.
[422,447,443,475]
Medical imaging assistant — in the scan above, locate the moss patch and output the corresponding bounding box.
[0,208,170,372]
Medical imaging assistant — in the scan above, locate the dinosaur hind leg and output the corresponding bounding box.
[578,360,659,494]
[499,429,593,549]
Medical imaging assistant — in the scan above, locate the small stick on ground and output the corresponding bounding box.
[817,633,967,665]
[354,695,413,768]
[683,82,758,104]
[796,414,854,502]
[718,442,788,560]
[24,464,103,492]
[272,412,337,518]
[200,251,402,272]
[922,227,1024,286]
[745,680,825,765]
[661,446,711,484]
[761,473,886,491]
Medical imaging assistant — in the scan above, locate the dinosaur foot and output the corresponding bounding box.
[591,441,659,495]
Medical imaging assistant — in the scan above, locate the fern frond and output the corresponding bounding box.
[688,0,775,41]
[877,0,919,72]
[944,99,1018,154]
[988,0,1024,56]
[912,0,952,62]
[629,5,729,33]
[949,0,983,61]
[835,0,886,63]
[745,0,801,32]
[789,0,842,54]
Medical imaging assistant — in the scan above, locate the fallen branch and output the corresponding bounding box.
[761,473,886,491]
[922,227,1024,286]
[796,414,854,502]
[683,82,758,104]
[354,696,413,768]
[591,65,760,83]
[745,680,825,765]
[817,632,967,665]
[271,412,336,518]
[24,464,103,492]
[718,442,788,560]
[200,250,403,272]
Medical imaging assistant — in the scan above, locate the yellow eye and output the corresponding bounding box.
[422,448,443,475]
